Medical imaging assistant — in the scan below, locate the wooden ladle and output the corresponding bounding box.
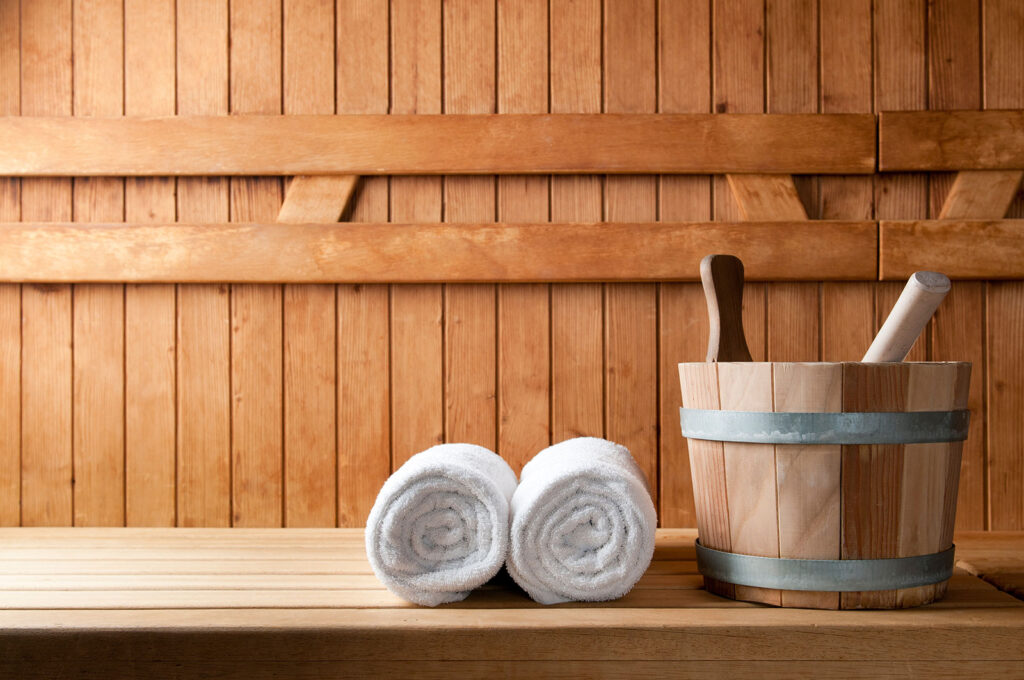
[701,254,752,362]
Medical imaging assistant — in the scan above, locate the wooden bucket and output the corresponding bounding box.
[678,361,971,609]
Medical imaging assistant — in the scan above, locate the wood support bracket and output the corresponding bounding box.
[277,175,360,223]
[726,174,808,221]
[938,170,1023,219]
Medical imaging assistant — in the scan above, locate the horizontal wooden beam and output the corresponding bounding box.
[880,110,1024,171]
[0,114,876,176]
[880,220,1024,279]
[0,221,877,283]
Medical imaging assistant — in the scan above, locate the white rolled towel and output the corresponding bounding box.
[365,443,518,606]
[506,437,657,604]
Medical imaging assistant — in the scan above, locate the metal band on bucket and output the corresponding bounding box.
[679,408,969,445]
[694,540,955,592]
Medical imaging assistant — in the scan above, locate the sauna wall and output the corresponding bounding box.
[0,0,1021,530]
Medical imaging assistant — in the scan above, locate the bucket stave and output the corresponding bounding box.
[678,361,970,610]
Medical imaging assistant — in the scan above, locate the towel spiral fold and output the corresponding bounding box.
[507,437,657,604]
[365,443,517,606]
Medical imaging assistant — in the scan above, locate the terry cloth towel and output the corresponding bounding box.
[365,443,518,606]
[506,437,657,604]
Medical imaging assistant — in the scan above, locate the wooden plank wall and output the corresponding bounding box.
[1,0,1022,530]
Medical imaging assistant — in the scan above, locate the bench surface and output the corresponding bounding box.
[1,528,1022,678]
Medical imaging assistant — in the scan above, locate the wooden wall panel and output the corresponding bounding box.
[124,0,177,528]
[389,0,444,468]
[928,0,986,531]
[281,0,338,528]
[175,0,231,528]
[604,0,659,503]
[20,0,73,527]
[550,0,604,446]
[336,0,390,528]
[984,0,1024,530]
[5,0,1024,532]
[497,0,551,474]
[0,0,20,526]
[229,0,284,529]
[657,0,711,527]
[443,0,497,452]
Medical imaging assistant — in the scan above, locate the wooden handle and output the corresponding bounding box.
[862,271,950,362]
[701,254,752,362]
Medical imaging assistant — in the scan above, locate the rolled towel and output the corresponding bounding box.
[365,443,518,606]
[507,437,657,604]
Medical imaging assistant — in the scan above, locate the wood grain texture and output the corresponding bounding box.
[124,0,177,527]
[279,0,339,528]
[335,0,391,527]
[278,175,358,224]
[228,0,284,529]
[938,171,1023,219]
[20,0,73,528]
[71,0,125,527]
[984,0,1024,531]
[841,362,908,609]
[656,0,711,528]
[175,0,231,528]
[926,0,986,535]
[764,0,819,368]
[880,110,1024,171]
[0,114,877,177]
[881,220,1024,279]
[0,0,17,526]
[604,0,658,502]
[874,0,929,363]
[773,362,842,609]
[713,0,766,361]
[443,0,497,453]
[677,363,733,600]
[0,221,879,284]
[496,0,550,474]
[549,0,603,446]
[388,0,444,469]
[820,0,874,364]
[726,174,807,221]
[718,362,780,606]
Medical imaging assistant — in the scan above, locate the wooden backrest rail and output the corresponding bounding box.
[0,114,875,176]
[0,221,877,283]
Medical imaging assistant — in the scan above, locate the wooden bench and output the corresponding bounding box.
[1,528,1023,678]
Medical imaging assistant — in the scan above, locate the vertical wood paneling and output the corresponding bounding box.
[657,0,711,527]
[390,0,444,468]
[0,0,20,526]
[712,0,766,360]
[72,0,125,527]
[443,0,497,451]
[765,0,819,363]
[176,0,231,527]
[124,0,177,527]
[229,0,284,528]
[604,0,659,500]
[497,0,550,473]
[820,0,874,363]
[928,0,986,531]
[336,0,391,527]
[282,0,337,527]
[550,0,604,445]
[20,0,73,527]
[874,0,928,361]
[984,0,1024,530]
[5,0,1020,531]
